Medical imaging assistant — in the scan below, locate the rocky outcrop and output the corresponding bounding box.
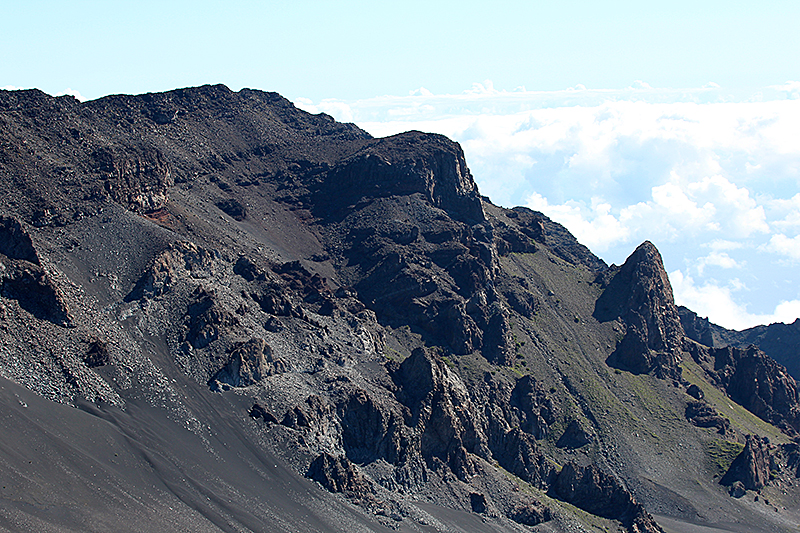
[183,288,239,349]
[0,255,72,327]
[84,339,111,368]
[249,402,278,424]
[215,198,246,221]
[493,427,556,489]
[308,453,374,502]
[94,147,172,212]
[680,305,800,383]
[506,207,606,272]
[595,241,684,379]
[209,338,287,388]
[0,215,40,264]
[685,401,731,435]
[720,435,770,491]
[510,375,555,440]
[0,215,71,326]
[125,242,219,302]
[557,419,593,448]
[4,84,796,533]
[336,387,409,466]
[505,497,552,527]
[281,395,334,430]
[312,132,485,225]
[687,342,800,435]
[785,442,800,478]
[678,306,726,349]
[391,347,488,480]
[552,463,664,533]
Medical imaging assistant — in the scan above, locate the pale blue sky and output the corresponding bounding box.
[4,1,800,329]
[3,1,799,101]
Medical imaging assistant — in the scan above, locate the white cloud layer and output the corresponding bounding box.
[288,83,800,330]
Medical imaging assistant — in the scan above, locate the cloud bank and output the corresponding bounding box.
[297,82,800,330]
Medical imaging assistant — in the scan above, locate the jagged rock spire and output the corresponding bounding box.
[595,241,684,378]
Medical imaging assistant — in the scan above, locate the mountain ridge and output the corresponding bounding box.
[0,84,799,533]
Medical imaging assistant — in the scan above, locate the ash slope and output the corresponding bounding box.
[0,84,799,533]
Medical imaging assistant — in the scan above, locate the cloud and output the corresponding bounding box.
[526,193,629,252]
[696,251,741,276]
[763,234,800,261]
[771,81,800,99]
[295,98,354,122]
[670,270,800,330]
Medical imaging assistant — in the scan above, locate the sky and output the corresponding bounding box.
[3,1,800,330]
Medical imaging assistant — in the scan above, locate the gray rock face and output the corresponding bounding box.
[687,342,800,434]
[314,132,486,226]
[679,306,800,383]
[210,338,287,388]
[552,463,664,533]
[595,241,684,379]
[392,347,488,480]
[721,435,770,491]
[308,452,374,501]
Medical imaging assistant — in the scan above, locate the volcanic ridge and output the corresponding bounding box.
[0,84,798,533]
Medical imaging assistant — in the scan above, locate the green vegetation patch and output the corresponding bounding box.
[706,439,744,474]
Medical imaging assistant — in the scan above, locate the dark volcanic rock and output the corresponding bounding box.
[0,215,40,264]
[84,339,111,368]
[308,453,374,501]
[552,462,664,533]
[687,342,800,434]
[506,496,552,527]
[312,132,485,225]
[595,241,684,379]
[215,198,247,221]
[2,85,796,533]
[556,419,593,448]
[337,386,408,466]
[493,427,556,489]
[509,375,554,440]
[209,338,287,388]
[680,305,800,383]
[0,258,72,327]
[721,435,770,491]
[233,255,264,281]
[97,147,172,212]
[686,384,704,400]
[391,347,488,480]
[281,395,333,430]
[249,402,278,423]
[507,207,606,272]
[469,492,487,513]
[184,288,239,349]
[685,400,730,434]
